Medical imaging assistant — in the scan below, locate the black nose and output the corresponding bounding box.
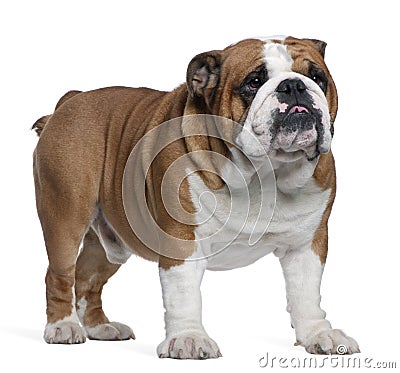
[276,79,307,95]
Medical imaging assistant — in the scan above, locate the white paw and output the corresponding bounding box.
[303,329,360,355]
[44,321,86,344]
[157,332,222,359]
[86,322,135,341]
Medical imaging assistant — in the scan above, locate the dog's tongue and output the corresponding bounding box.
[289,106,309,114]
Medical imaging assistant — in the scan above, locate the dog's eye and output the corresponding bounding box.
[242,77,264,96]
[248,77,263,91]
[312,74,327,93]
[239,66,268,99]
[308,63,328,94]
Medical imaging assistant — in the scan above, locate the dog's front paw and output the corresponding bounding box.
[85,321,135,341]
[303,329,360,355]
[157,332,222,359]
[44,320,86,344]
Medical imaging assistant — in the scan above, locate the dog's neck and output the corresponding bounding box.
[223,147,318,195]
[272,156,318,194]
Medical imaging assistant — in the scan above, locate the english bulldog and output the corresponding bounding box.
[32,36,359,359]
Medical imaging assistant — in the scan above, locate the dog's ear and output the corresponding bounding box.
[303,39,327,59]
[182,51,227,190]
[186,51,221,108]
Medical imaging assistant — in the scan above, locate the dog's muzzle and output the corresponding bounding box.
[236,73,332,161]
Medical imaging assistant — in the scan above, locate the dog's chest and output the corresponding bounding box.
[187,171,330,270]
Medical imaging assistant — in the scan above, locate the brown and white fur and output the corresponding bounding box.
[32,36,359,358]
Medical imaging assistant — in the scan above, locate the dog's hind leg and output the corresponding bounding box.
[35,178,96,343]
[33,134,101,344]
[75,226,135,341]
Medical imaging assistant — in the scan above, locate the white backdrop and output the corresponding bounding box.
[1,1,399,372]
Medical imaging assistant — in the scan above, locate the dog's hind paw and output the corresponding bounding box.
[44,320,86,344]
[85,321,135,341]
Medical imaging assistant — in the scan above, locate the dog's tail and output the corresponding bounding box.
[31,115,51,137]
[31,90,82,137]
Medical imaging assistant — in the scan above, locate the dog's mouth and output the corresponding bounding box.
[288,105,309,114]
[281,105,315,131]
[265,102,327,162]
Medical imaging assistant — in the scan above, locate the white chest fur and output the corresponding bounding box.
[187,151,331,271]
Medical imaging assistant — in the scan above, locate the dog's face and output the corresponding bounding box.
[186,36,337,163]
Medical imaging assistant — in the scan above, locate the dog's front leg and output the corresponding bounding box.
[157,259,221,359]
[279,248,359,355]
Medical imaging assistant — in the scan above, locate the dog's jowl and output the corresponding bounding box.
[32,36,359,358]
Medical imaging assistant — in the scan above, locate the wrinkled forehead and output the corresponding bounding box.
[222,36,322,77]
[221,38,267,77]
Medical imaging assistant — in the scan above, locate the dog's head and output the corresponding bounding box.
[184,36,337,166]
